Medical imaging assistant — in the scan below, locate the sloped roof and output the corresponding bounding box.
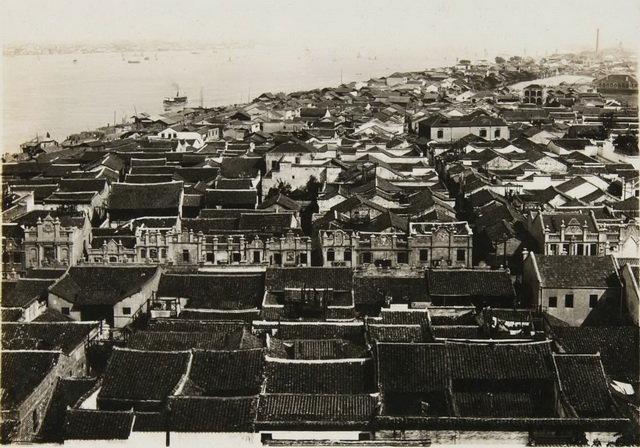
[167,396,258,432]
[264,358,375,394]
[266,267,353,291]
[1,350,60,410]
[157,273,264,309]
[63,410,133,440]
[98,348,190,403]
[377,343,448,392]
[146,319,246,333]
[1,279,55,308]
[258,193,302,211]
[186,349,265,396]
[126,331,233,351]
[353,275,428,305]
[108,182,183,211]
[220,157,262,178]
[50,266,160,306]
[533,255,620,289]
[427,270,515,297]
[258,394,378,423]
[1,322,98,354]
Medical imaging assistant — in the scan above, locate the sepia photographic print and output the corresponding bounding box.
[1,0,639,446]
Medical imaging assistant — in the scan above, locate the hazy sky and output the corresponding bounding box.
[2,0,639,56]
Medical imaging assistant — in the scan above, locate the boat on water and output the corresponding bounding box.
[128,59,141,64]
[163,91,188,107]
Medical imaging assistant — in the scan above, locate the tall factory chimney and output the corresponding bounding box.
[596,28,600,54]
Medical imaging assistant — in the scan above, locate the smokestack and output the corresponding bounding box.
[596,28,600,54]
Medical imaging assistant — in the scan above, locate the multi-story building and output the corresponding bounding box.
[319,221,473,268]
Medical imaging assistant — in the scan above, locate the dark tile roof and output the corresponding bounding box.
[378,309,430,325]
[64,409,133,440]
[24,268,68,279]
[107,181,183,211]
[0,279,54,308]
[167,396,257,432]
[1,308,23,322]
[431,326,482,340]
[216,178,254,189]
[1,351,60,410]
[258,193,302,211]
[14,210,86,228]
[446,342,555,380]
[146,319,246,333]
[220,157,263,178]
[37,377,97,443]
[533,255,621,289]
[204,189,258,207]
[258,394,378,423]
[354,275,428,305]
[186,349,265,396]
[157,273,264,309]
[454,392,545,418]
[238,212,294,232]
[367,325,425,342]
[427,270,515,297]
[377,343,448,392]
[266,267,353,291]
[540,212,598,233]
[553,354,618,417]
[126,331,236,351]
[50,266,160,306]
[57,178,107,193]
[550,326,639,384]
[2,322,98,354]
[98,348,190,407]
[179,309,260,323]
[264,358,375,394]
[270,323,364,340]
[292,339,345,359]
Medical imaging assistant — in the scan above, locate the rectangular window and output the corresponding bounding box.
[494,129,501,138]
[274,253,282,265]
[565,294,574,308]
[253,251,261,263]
[299,253,308,265]
[61,307,70,315]
[206,252,215,262]
[14,252,22,263]
[420,249,429,262]
[562,243,570,255]
[232,252,242,262]
[549,244,557,255]
[479,129,487,137]
[590,244,597,255]
[548,297,557,308]
[437,130,444,138]
[327,250,335,262]
[456,249,466,262]
[589,294,598,308]
[122,307,131,315]
[397,252,408,264]
[577,244,584,255]
[344,249,352,262]
[362,252,372,264]
[182,250,190,262]
[141,249,147,259]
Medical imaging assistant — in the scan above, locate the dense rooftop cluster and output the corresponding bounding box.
[1,49,639,445]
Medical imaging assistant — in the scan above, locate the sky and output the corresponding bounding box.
[2,0,640,57]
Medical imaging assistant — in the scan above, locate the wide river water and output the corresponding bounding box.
[3,46,451,154]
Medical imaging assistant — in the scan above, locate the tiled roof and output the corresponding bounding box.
[431,326,482,340]
[378,309,430,325]
[186,349,265,396]
[2,322,98,354]
[533,255,621,289]
[377,343,448,392]
[258,193,302,211]
[553,354,618,417]
[270,323,364,341]
[157,274,264,309]
[1,351,60,410]
[292,339,344,359]
[146,319,246,333]
[266,267,353,291]
[64,410,133,440]
[167,396,258,432]
[50,266,160,306]
[427,270,515,297]
[540,212,599,234]
[37,377,98,443]
[353,275,428,305]
[0,279,55,308]
[454,392,545,418]
[446,342,554,380]
[264,358,376,394]
[204,189,258,207]
[98,348,190,408]
[550,326,639,384]
[258,394,378,423]
[367,324,425,342]
[219,157,263,178]
[107,181,183,211]
[179,309,260,323]
[126,331,234,351]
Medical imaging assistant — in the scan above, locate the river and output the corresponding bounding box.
[2,46,451,154]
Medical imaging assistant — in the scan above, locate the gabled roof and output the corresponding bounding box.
[427,270,515,297]
[185,349,265,396]
[1,279,55,308]
[266,267,353,291]
[64,410,133,440]
[533,255,620,289]
[167,396,258,432]
[108,181,183,211]
[98,348,190,405]
[50,266,161,306]
[258,394,378,423]
[258,193,302,211]
[1,350,60,410]
[2,322,98,354]
[220,156,263,178]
